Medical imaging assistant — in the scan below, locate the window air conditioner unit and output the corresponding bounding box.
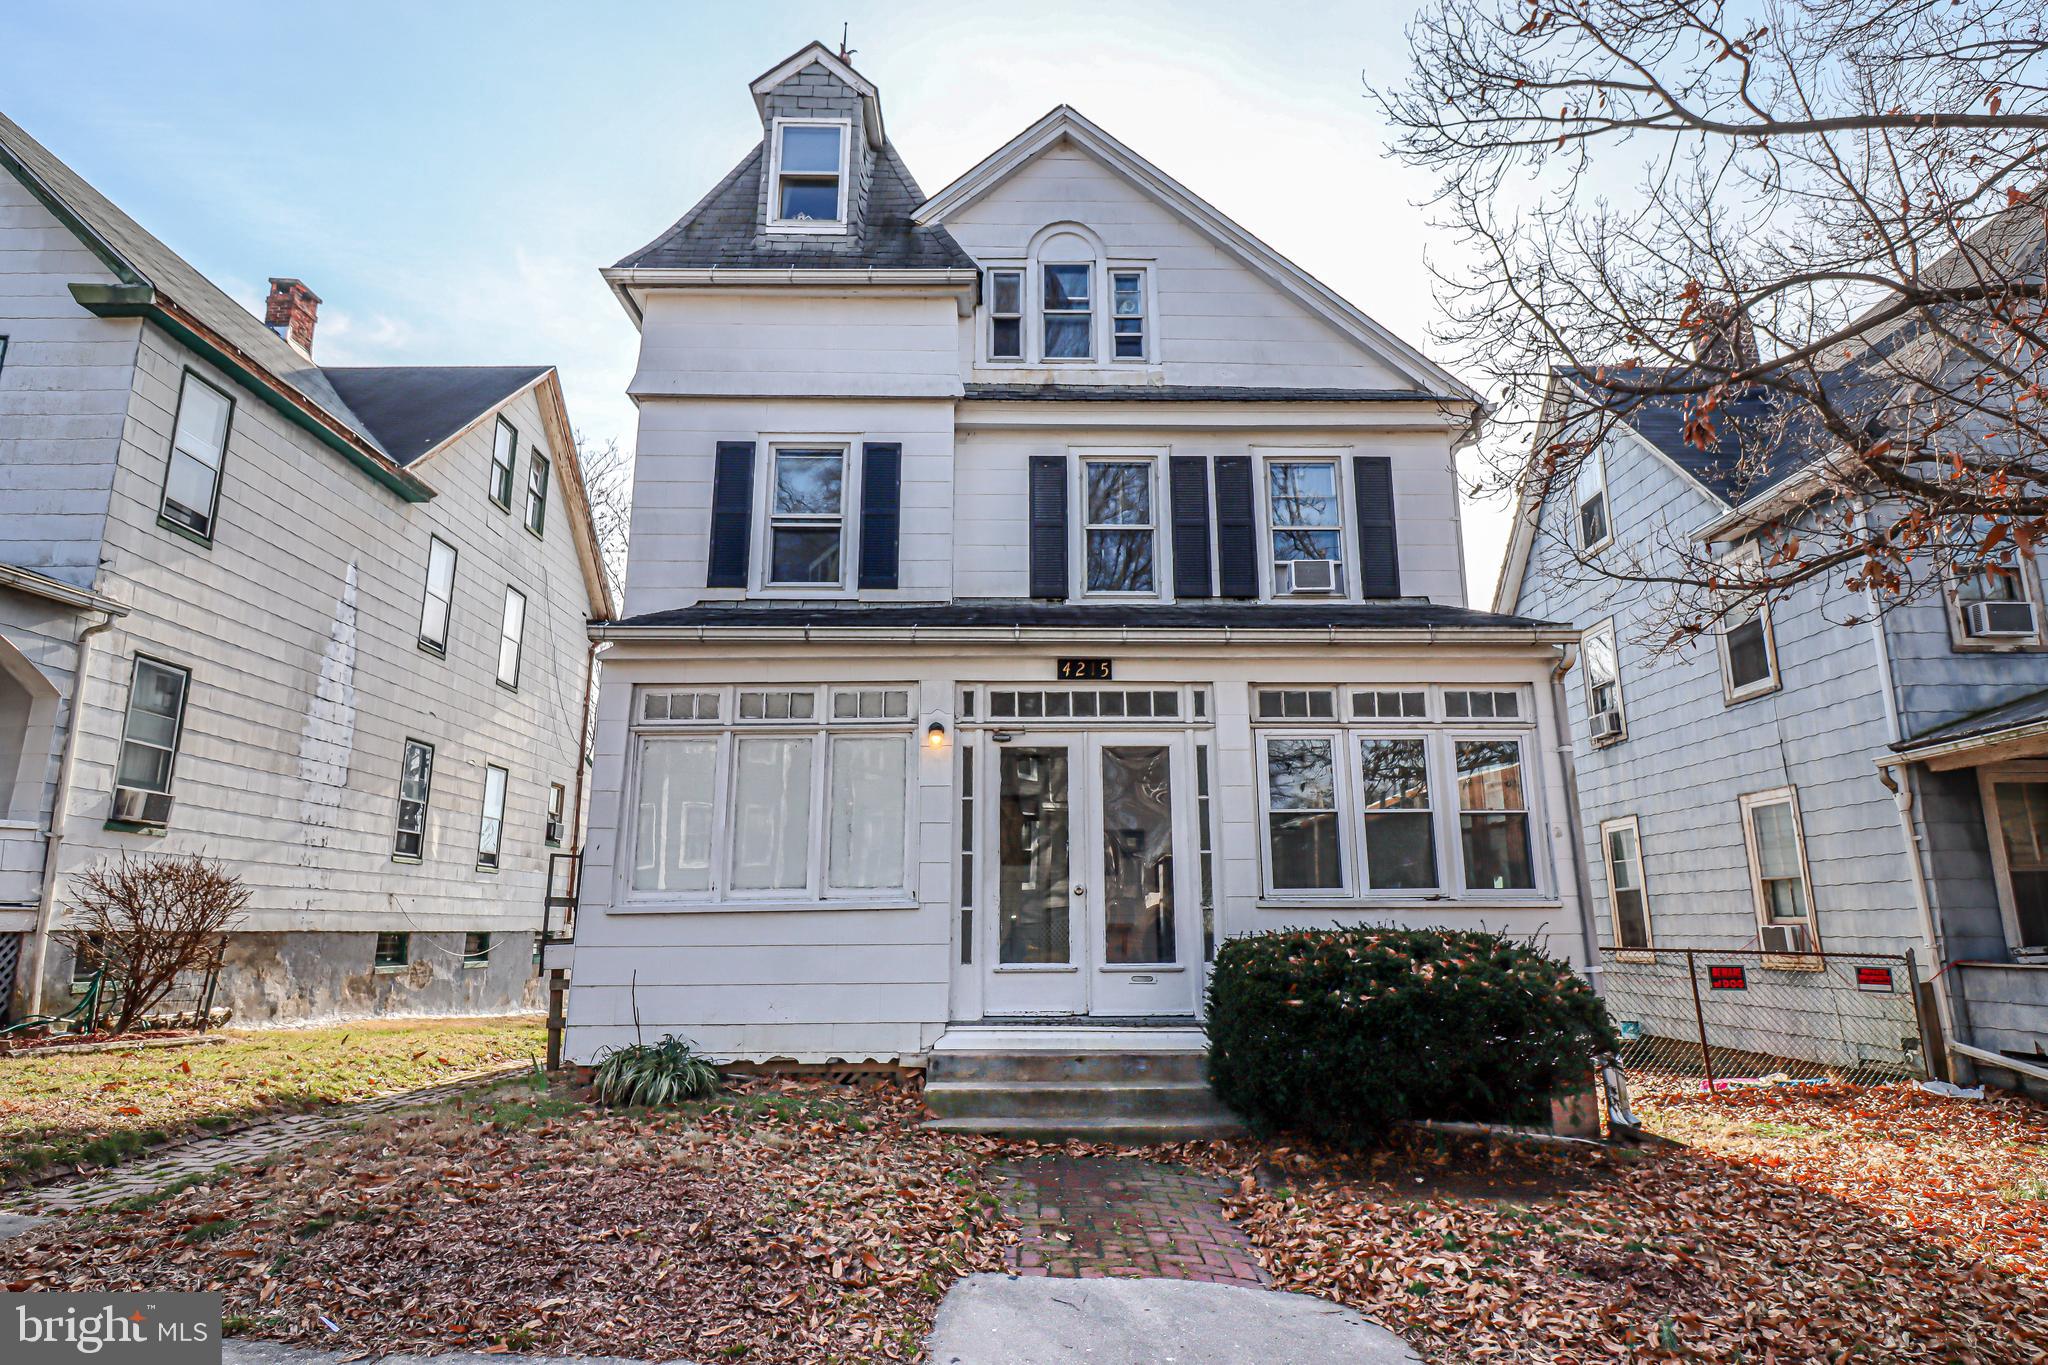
[110,785,174,828]
[1590,709,1624,741]
[1279,559,1339,595]
[1965,599,2038,638]
[1760,923,1810,955]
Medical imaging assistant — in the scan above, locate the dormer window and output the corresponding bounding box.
[770,120,848,228]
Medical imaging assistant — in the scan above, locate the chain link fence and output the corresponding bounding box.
[1598,947,1936,1090]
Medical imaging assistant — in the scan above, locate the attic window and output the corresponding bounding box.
[772,121,847,227]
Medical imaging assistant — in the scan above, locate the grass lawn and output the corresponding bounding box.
[0,1015,543,1187]
[10,1073,1009,1364]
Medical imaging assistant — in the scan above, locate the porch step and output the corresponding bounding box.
[922,1049,1245,1142]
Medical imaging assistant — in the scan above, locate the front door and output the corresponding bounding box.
[981,733,1197,1017]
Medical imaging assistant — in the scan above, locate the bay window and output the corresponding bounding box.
[629,685,913,902]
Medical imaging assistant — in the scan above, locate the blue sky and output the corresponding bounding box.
[2,1,1513,591]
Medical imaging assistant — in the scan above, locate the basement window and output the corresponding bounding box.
[463,931,491,968]
[770,120,848,228]
[374,932,410,969]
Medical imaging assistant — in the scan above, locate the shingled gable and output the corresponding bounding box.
[610,42,973,275]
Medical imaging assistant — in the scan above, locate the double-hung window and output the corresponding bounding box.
[1268,459,1344,594]
[1952,558,2042,644]
[477,763,508,871]
[1741,788,1817,954]
[418,537,457,654]
[988,269,1023,360]
[160,372,233,540]
[116,658,190,796]
[767,448,845,586]
[1575,449,1610,551]
[489,417,517,509]
[770,121,846,227]
[1357,737,1436,889]
[631,685,913,901]
[1261,734,1343,890]
[1043,264,1092,359]
[393,739,434,860]
[524,451,549,537]
[497,586,526,688]
[1583,621,1624,741]
[1455,738,1536,891]
[1601,816,1652,949]
[1111,270,1145,359]
[1082,459,1156,595]
[1718,545,1779,701]
[546,782,566,847]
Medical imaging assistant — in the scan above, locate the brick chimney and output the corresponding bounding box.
[264,278,321,357]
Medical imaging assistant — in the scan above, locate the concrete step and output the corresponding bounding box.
[924,1113,1247,1143]
[925,1079,1231,1121]
[927,1050,1210,1085]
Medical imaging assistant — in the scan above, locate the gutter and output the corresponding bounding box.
[26,608,120,1017]
[600,265,982,328]
[1881,716,2048,769]
[0,564,124,615]
[588,623,1581,647]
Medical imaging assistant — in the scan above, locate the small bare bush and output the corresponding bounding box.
[58,852,248,1033]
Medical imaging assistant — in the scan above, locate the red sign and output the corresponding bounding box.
[1856,966,1894,993]
[1708,965,1747,991]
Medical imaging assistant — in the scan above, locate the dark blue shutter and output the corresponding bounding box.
[1213,456,1258,598]
[857,443,902,590]
[1354,455,1401,598]
[1169,456,1213,598]
[705,441,754,588]
[1028,456,1068,599]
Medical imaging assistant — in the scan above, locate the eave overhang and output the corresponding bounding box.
[600,266,981,329]
[591,622,1579,647]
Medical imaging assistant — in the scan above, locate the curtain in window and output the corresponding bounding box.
[827,736,906,890]
[731,737,813,891]
[633,738,716,892]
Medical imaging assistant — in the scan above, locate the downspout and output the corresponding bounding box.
[1549,647,1603,990]
[26,609,118,1018]
[569,636,604,853]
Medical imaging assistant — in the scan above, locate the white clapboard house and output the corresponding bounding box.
[0,111,612,1024]
[560,44,1590,1125]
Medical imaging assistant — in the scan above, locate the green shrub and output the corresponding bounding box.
[1206,927,1617,1144]
[590,1035,721,1108]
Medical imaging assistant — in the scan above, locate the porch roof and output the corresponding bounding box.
[1891,686,2048,768]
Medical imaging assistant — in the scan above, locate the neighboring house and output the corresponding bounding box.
[557,42,1592,1084]
[0,111,614,1024]
[1500,353,2048,1098]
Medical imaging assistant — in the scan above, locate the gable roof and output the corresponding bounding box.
[323,366,550,467]
[612,139,974,272]
[749,42,884,145]
[914,106,1482,408]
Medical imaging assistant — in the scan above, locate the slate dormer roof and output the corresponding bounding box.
[613,139,973,271]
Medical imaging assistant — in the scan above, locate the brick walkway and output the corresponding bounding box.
[2,1062,527,1215]
[991,1156,1269,1288]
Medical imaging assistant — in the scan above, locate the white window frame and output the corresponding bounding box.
[158,369,233,541]
[1738,786,1820,955]
[1945,556,2046,652]
[477,763,508,872]
[1717,545,1781,704]
[1575,448,1612,553]
[765,117,851,233]
[115,656,191,798]
[497,586,526,689]
[418,536,458,656]
[1073,452,1165,600]
[1109,268,1147,361]
[1450,732,1542,896]
[1974,763,2048,956]
[1260,451,1351,600]
[621,683,917,908]
[1040,260,1095,362]
[1582,619,1625,744]
[758,442,852,592]
[1599,815,1653,952]
[1255,728,1351,899]
[1354,730,1442,894]
[986,267,1025,362]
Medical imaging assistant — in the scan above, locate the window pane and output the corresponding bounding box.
[171,378,230,466]
[119,662,187,793]
[1272,529,1342,563]
[498,589,525,686]
[1270,462,1338,518]
[1044,315,1091,358]
[1086,463,1151,525]
[992,317,1021,358]
[1113,273,1142,315]
[633,738,716,892]
[1087,529,1155,593]
[1044,264,1090,309]
[1101,745,1175,963]
[731,736,813,891]
[400,741,434,804]
[771,527,842,583]
[1580,493,1608,547]
[779,180,839,220]
[1614,888,1651,948]
[1751,801,1802,881]
[1359,738,1428,810]
[1266,737,1335,809]
[1269,812,1342,889]
[162,451,219,531]
[774,452,843,514]
[1460,813,1534,890]
[116,745,173,792]
[1360,738,1434,889]
[991,272,1021,314]
[827,736,907,890]
[1455,740,1525,811]
[1726,614,1771,688]
[478,765,507,866]
[780,124,841,173]
[999,747,1071,964]
[1585,630,1617,688]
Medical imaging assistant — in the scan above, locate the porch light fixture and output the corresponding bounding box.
[927,720,948,749]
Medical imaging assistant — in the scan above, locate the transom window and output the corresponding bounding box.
[116,658,190,796]
[986,688,1184,721]
[1576,449,1610,550]
[1257,688,1337,720]
[1111,270,1145,359]
[1601,817,1652,950]
[989,269,1023,360]
[160,371,233,539]
[1444,689,1523,720]
[1043,264,1092,359]
[768,448,845,586]
[1268,460,1344,594]
[1353,690,1426,720]
[642,690,720,722]
[771,121,846,226]
[1740,789,1817,953]
[739,689,818,721]
[1083,460,1156,594]
[833,687,912,720]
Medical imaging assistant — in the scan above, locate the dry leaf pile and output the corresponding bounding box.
[1213,1083,2048,1363]
[7,1076,1011,1363]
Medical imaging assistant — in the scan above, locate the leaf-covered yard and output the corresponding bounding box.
[0,1015,543,1187]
